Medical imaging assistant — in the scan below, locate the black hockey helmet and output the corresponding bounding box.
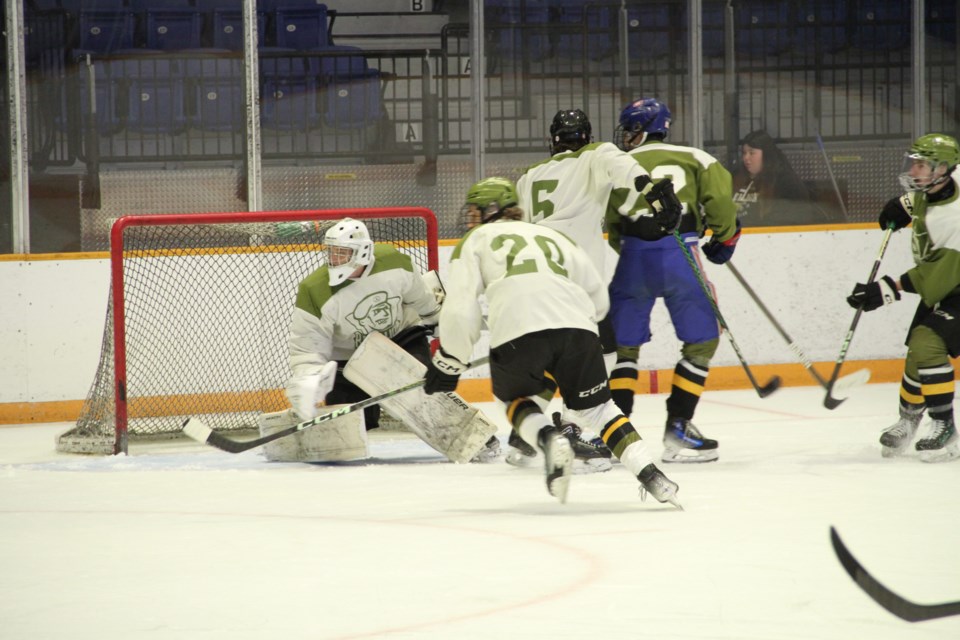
[549,109,592,155]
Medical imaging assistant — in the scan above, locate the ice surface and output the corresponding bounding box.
[1,383,958,639]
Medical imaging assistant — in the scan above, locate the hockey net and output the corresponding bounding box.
[58,208,438,454]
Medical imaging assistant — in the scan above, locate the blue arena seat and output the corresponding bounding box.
[260,49,321,129]
[116,53,189,134]
[487,0,551,63]
[143,9,204,50]
[735,1,791,57]
[553,0,615,61]
[318,46,382,130]
[793,1,850,54]
[185,53,244,132]
[851,1,909,51]
[76,10,136,54]
[626,2,677,60]
[274,4,330,50]
[926,0,957,44]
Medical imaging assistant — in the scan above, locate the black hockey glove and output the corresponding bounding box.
[636,176,682,234]
[877,196,912,231]
[846,275,900,311]
[702,219,742,265]
[424,347,467,394]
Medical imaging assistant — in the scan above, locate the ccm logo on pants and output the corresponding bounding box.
[578,382,606,398]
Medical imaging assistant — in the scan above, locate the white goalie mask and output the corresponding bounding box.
[323,218,373,285]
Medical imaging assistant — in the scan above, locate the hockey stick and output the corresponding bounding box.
[816,133,850,221]
[726,261,870,404]
[183,356,490,454]
[673,233,781,398]
[823,227,894,409]
[830,526,960,622]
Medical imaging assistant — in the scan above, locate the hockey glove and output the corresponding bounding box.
[274,221,321,239]
[424,347,467,394]
[846,275,900,312]
[636,176,682,234]
[285,361,338,419]
[702,219,742,265]
[877,196,912,231]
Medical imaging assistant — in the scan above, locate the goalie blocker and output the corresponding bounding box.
[344,331,498,463]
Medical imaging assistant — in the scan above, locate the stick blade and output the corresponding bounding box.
[824,369,872,410]
[757,375,782,398]
[182,417,213,444]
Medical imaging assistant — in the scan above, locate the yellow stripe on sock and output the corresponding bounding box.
[899,388,924,404]
[922,381,956,397]
[505,399,524,423]
[602,416,630,441]
[673,375,704,397]
[610,377,639,392]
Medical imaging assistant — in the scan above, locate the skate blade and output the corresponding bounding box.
[545,441,574,504]
[505,449,539,468]
[639,486,684,511]
[661,447,719,464]
[880,443,911,458]
[573,458,612,474]
[919,442,960,463]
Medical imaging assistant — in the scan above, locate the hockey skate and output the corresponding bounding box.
[879,411,922,457]
[915,417,959,463]
[662,416,718,463]
[470,436,502,463]
[505,429,539,467]
[555,413,613,473]
[538,426,574,503]
[637,463,682,509]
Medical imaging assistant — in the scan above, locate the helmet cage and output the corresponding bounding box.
[323,219,373,285]
[898,134,959,192]
[614,99,671,150]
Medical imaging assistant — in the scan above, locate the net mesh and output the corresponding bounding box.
[58,210,435,454]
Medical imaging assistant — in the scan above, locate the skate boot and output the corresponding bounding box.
[553,412,613,473]
[637,463,682,509]
[505,429,538,467]
[879,411,922,457]
[915,416,960,463]
[662,416,719,463]
[538,426,574,503]
[470,436,502,463]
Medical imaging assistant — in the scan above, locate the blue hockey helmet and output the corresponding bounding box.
[614,98,672,150]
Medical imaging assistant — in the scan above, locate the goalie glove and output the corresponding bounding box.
[424,347,467,394]
[846,275,900,312]
[702,219,742,265]
[636,175,682,235]
[285,360,338,419]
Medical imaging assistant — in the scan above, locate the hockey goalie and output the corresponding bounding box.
[263,217,499,463]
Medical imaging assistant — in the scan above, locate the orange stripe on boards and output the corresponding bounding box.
[1,359,950,425]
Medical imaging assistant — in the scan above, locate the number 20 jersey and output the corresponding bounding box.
[438,220,610,366]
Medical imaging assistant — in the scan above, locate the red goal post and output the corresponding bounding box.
[58,208,438,455]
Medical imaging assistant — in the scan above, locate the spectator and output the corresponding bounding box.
[732,130,821,226]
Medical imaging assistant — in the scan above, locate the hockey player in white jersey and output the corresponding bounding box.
[847,133,960,462]
[285,217,500,461]
[423,178,681,506]
[511,108,682,465]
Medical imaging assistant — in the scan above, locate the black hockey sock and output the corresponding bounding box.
[598,413,641,459]
[919,364,955,421]
[665,359,708,421]
[897,373,924,416]
[610,355,639,417]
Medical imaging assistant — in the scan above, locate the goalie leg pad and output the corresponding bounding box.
[345,332,498,463]
[259,408,369,462]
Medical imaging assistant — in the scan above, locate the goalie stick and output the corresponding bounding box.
[673,233,781,398]
[823,226,894,409]
[726,261,870,404]
[183,356,489,454]
[830,526,960,622]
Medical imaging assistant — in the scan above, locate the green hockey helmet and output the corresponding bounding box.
[899,133,960,191]
[462,177,519,227]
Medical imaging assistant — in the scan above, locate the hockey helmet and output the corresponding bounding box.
[323,218,373,285]
[615,98,671,150]
[549,109,592,154]
[899,133,960,192]
[462,177,519,227]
